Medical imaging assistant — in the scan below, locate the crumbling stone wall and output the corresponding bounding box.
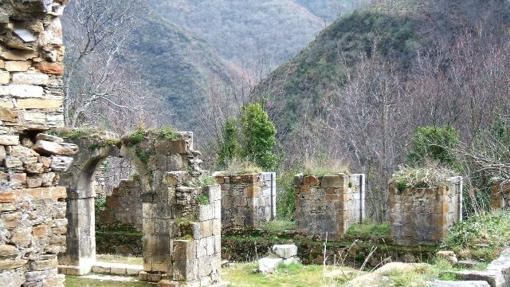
[98,175,143,231]
[389,176,463,246]
[0,1,71,286]
[121,131,222,286]
[215,172,276,229]
[490,179,510,211]
[294,173,366,240]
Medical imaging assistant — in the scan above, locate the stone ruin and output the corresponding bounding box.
[98,175,143,231]
[215,172,276,229]
[389,176,463,246]
[0,1,72,286]
[490,178,510,211]
[294,173,366,240]
[0,1,224,286]
[53,130,223,286]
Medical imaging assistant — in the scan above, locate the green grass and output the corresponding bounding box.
[260,220,296,234]
[442,212,510,262]
[345,222,391,239]
[222,263,356,287]
[65,276,150,287]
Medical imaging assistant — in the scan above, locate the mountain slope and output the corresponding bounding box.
[123,10,246,129]
[295,0,369,22]
[146,0,327,78]
[251,0,510,138]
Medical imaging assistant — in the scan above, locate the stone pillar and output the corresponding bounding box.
[121,131,222,286]
[56,131,119,275]
[0,1,72,286]
[490,179,510,211]
[294,173,365,240]
[215,172,276,229]
[389,176,463,246]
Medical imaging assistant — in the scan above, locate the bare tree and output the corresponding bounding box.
[62,0,155,132]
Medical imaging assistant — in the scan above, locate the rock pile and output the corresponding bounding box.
[258,244,300,274]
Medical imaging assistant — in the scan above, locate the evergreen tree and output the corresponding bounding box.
[217,118,241,168]
[240,103,278,170]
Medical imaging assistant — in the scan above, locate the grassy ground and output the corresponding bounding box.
[65,276,152,287]
[222,262,358,287]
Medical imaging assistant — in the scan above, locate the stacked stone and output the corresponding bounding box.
[0,1,72,286]
[98,176,144,231]
[389,176,463,246]
[490,178,510,211]
[215,172,276,229]
[294,173,365,240]
[120,131,222,287]
[0,0,67,131]
[258,244,299,274]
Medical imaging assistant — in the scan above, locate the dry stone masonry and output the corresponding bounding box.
[0,1,71,286]
[294,173,366,240]
[119,131,223,287]
[215,172,276,229]
[389,176,463,246]
[98,175,144,231]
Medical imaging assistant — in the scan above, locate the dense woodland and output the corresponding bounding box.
[63,0,510,221]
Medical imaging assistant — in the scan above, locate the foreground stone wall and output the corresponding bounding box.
[389,176,463,246]
[490,179,510,211]
[0,1,71,286]
[215,172,276,229]
[294,173,366,240]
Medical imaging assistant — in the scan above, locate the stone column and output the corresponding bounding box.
[294,173,365,240]
[57,131,119,275]
[122,130,223,286]
[388,176,463,246]
[215,172,276,229]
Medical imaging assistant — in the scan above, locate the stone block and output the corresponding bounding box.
[17,98,62,110]
[0,259,28,269]
[33,140,78,156]
[0,71,9,84]
[50,156,73,171]
[199,205,213,222]
[35,62,64,75]
[272,244,298,259]
[29,256,57,271]
[5,61,31,72]
[0,85,43,98]
[258,257,283,274]
[0,135,19,145]
[0,245,18,259]
[172,240,195,261]
[12,71,49,85]
[456,270,505,287]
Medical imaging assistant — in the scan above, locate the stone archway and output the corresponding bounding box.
[57,129,223,286]
[57,130,123,275]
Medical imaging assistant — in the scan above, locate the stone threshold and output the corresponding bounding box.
[91,261,143,276]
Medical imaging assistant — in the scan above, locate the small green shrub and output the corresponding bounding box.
[407,126,460,170]
[126,128,145,146]
[158,126,180,140]
[217,118,242,168]
[276,171,297,220]
[197,194,209,205]
[442,212,510,262]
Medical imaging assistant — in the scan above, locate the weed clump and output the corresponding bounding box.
[392,164,456,192]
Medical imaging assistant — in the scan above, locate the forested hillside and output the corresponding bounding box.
[251,0,510,218]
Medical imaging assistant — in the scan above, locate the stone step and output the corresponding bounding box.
[91,261,143,276]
